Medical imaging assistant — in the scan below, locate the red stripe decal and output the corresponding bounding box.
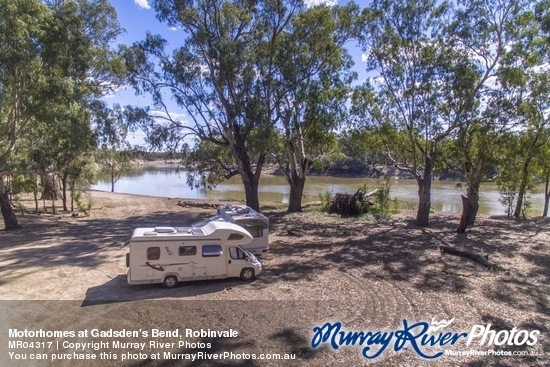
[146,262,165,271]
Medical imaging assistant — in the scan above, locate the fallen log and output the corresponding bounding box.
[301,201,323,209]
[176,200,217,209]
[438,245,498,270]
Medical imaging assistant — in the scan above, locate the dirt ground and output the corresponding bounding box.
[0,191,548,367]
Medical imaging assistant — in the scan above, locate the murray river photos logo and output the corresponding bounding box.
[310,318,540,359]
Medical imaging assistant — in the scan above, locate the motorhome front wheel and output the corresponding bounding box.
[240,268,255,281]
[163,276,178,288]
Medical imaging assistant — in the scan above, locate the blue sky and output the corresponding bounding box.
[107,0,369,145]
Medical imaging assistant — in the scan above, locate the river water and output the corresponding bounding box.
[91,164,546,216]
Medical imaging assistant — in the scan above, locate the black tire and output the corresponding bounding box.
[163,275,178,288]
[240,268,255,282]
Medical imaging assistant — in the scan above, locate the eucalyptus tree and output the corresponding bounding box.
[486,0,550,218]
[0,0,123,229]
[507,0,549,218]
[270,4,357,212]
[30,103,96,211]
[538,139,550,217]
[442,0,537,231]
[502,71,549,218]
[353,0,475,227]
[92,102,131,193]
[0,0,48,229]
[124,0,303,211]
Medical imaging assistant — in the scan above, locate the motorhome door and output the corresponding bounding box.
[226,247,248,278]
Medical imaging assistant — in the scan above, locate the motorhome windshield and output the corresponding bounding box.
[240,248,256,260]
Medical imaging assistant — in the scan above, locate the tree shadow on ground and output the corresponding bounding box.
[0,210,208,272]
[265,209,548,318]
[266,211,474,294]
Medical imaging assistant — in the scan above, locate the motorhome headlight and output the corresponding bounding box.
[246,252,260,263]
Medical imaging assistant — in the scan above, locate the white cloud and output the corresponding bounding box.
[361,53,368,62]
[134,0,151,10]
[304,0,338,8]
[169,27,178,31]
[150,110,189,125]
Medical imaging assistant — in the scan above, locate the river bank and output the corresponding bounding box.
[95,163,547,216]
[131,158,466,180]
[0,191,548,366]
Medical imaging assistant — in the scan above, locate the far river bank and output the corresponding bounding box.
[93,163,546,216]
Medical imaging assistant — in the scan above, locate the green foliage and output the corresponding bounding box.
[353,0,477,226]
[74,191,93,216]
[371,176,394,219]
[0,0,124,227]
[319,191,334,213]
[97,149,130,192]
[495,132,542,217]
[124,0,312,209]
[10,174,36,195]
[181,140,238,190]
[14,201,27,216]
[271,3,358,173]
[496,173,519,216]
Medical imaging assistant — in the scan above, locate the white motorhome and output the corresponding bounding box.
[126,221,262,288]
[193,205,269,256]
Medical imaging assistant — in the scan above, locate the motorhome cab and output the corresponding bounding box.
[126,221,262,288]
[193,205,269,256]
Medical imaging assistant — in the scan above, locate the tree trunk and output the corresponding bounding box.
[416,159,433,227]
[457,196,473,233]
[242,174,260,211]
[236,149,262,212]
[513,158,531,218]
[110,164,115,192]
[70,180,75,212]
[33,176,39,212]
[61,174,68,212]
[457,179,481,233]
[42,173,60,200]
[0,178,21,230]
[51,195,56,214]
[231,134,264,212]
[543,173,549,217]
[7,175,13,204]
[467,191,480,225]
[287,176,306,213]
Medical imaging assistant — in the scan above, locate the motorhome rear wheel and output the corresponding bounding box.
[240,268,255,281]
[163,276,178,288]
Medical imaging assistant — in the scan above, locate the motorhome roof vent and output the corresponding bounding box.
[143,231,157,236]
[236,208,250,214]
[155,227,176,234]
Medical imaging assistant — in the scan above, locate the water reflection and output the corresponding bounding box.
[92,166,545,216]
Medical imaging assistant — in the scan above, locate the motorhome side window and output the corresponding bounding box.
[179,246,197,256]
[202,245,223,257]
[248,226,263,238]
[147,247,161,260]
[229,247,246,260]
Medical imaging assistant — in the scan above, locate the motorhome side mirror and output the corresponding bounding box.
[245,256,249,261]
